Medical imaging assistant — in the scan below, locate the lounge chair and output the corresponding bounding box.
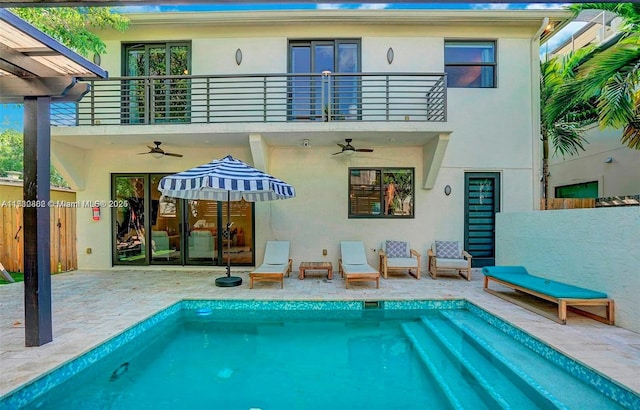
[151,230,176,260]
[188,230,214,259]
[379,240,421,279]
[427,240,472,281]
[249,241,292,289]
[339,241,380,289]
[483,266,615,325]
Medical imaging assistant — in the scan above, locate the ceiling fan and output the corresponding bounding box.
[138,141,183,158]
[332,139,374,156]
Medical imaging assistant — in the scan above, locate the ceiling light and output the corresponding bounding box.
[151,151,164,159]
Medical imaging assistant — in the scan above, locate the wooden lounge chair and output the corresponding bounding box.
[249,241,292,289]
[379,240,421,279]
[483,266,615,325]
[339,241,380,289]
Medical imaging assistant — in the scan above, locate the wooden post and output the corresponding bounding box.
[23,97,53,347]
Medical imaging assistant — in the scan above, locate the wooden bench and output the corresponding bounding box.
[482,266,615,325]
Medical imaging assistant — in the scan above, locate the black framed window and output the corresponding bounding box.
[445,40,496,88]
[288,39,361,120]
[349,168,414,218]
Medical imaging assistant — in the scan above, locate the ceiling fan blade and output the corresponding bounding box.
[356,148,374,152]
[331,151,344,155]
[137,152,152,155]
[164,152,183,158]
[337,143,346,149]
[147,145,156,150]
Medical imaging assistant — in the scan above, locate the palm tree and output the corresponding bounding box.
[546,3,640,150]
[540,50,597,207]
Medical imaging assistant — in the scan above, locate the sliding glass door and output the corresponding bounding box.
[112,174,254,267]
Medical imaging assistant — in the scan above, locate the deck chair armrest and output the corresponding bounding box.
[427,248,435,257]
[379,249,387,257]
[462,250,472,260]
[410,249,421,257]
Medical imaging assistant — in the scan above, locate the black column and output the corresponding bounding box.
[23,96,53,347]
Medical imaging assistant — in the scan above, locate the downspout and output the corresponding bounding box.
[531,17,548,211]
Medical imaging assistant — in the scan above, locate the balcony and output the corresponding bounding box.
[51,72,447,127]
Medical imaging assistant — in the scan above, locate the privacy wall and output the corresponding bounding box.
[495,207,640,333]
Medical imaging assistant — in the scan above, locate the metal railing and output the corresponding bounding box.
[51,72,447,126]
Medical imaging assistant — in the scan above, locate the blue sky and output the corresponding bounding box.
[2,3,577,131]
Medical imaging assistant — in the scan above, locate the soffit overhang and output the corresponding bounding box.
[0,9,108,103]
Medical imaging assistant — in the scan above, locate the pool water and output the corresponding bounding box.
[7,301,639,409]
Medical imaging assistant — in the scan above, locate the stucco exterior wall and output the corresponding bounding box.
[495,207,640,333]
[65,10,553,271]
[548,126,640,198]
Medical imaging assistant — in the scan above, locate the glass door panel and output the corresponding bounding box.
[290,45,311,120]
[220,200,254,266]
[314,44,334,120]
[186,200,218,265]
[114,176,147,264]
[150,175,181,264]
[336,42,360,119]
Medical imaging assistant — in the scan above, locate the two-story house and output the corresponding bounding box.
[50,9,570,272]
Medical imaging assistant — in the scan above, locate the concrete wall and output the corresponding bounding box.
[495,207,640,333]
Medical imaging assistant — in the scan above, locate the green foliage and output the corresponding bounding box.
[0,129,69,187]
[557,3,640,150]
[9,7,129,57]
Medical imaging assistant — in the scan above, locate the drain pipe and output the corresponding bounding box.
[531,17,549,211]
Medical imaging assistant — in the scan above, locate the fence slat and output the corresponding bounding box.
[0,206,76,274]
[540,198,596,210]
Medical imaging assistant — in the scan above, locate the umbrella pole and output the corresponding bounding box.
[215,191,242,287]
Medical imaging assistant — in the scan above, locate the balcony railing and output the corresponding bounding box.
[51,72,447,126]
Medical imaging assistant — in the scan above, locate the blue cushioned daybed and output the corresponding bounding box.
[482,266,615,325]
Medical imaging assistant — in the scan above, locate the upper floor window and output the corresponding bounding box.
[122,42,191,124]
[445,40,496,88]
[289,40,361,120]
[349,168,414,218]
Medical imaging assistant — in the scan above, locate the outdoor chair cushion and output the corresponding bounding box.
[482,266,608,299]
[263,240,290,265]
[384,240,409,258]
[435,241,462,259]
[341,241,368,265]
[435,258,470,269]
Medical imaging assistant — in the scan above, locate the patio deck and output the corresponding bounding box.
[1,267,638,399]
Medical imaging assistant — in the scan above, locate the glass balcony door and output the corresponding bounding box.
[123,42,191,124]
[289,40,360,121]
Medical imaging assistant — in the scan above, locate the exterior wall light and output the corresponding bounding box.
[444,185,452,196]
[235,48,242,65]
[93,54,101,65]
[387,47,394,64]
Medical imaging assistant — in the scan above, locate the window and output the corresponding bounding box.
[445,41,496,88]
[122,42,191,124]
[349,168,414,218]
[555,181,598,198]
[288,39,360,120]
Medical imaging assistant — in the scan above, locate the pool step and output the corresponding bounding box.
[420,315,561,410]
[436,312,568,410]
[401,322,503,410]
[438,310,628,410]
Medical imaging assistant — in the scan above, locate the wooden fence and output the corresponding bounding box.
[0,206,77,274]
[540,198,596,210]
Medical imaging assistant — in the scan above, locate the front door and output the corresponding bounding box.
[464,172,500,267]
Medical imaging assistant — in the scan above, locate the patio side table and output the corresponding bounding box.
[299,262,333,280]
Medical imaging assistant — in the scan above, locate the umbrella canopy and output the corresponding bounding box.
[158,155,295,287]
[158,155,295,201]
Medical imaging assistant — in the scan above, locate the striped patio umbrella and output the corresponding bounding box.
[158,155,295,286]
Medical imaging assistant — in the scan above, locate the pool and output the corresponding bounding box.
[3,300,639,409]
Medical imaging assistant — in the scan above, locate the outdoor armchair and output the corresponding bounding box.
[379,240,421,279]
[427,240,472,281]
[250,240,292,289]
